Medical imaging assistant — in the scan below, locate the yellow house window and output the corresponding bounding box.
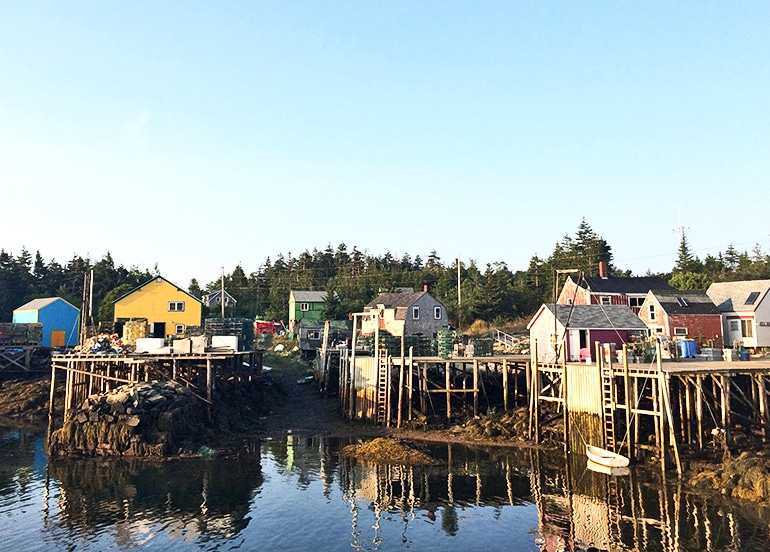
[169,301,185,312]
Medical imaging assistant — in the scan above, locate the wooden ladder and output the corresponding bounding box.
[376,355,390,425]
[601,359,617,451]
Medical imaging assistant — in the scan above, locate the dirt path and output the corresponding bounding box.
[254,363,385,440]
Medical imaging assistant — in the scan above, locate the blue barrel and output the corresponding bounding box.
[740,350,751,361]
[677,340,696,358]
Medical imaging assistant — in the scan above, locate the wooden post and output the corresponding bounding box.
[757,374,770,442]
[408,347,414,422]
[720,374,730,445]
[206,358,213,421]
[623,345,632,458]
[445,361,452,422]
[397,337,405,428]
[662,373,683,475]
[473,360,479,417]
[47,360,57,441]
[696,374,704,449]
[562,355,568,453]
[502,358,509,412]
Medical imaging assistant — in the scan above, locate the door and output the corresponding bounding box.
[727,319,742,348]
[151,322,166,338]
[50,330,66,348]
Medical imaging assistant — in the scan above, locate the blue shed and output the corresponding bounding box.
[12,297,80,348]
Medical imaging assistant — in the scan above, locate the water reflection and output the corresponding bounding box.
[2,424,770,551]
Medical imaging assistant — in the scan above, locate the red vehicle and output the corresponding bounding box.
[254,320,277,335]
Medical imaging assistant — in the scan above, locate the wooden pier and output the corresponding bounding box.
[48,350,262,425]
[530,340,770,474]
[325,333,770,473]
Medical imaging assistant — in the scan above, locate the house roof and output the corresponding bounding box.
[113,276,203,304]
[15,297,77,311]
[706,279,770,313]
[648,290,721,315]
[365,291,427,309]
[575,275,676,295]
[204,289,237,305]
[530,304,647,330]
[291,290,329,302]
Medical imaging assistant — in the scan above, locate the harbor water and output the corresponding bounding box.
[2,425,770,551]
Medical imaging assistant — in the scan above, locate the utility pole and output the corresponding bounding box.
[221,267,225,318]
[456,256,462,330]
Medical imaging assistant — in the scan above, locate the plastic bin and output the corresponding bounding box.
[677,340,697,358]
[740,350,751,361]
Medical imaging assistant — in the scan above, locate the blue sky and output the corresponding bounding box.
[2,2,768,288]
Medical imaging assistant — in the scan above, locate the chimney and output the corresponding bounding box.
[423,284,429,292]
[598,261,608,279]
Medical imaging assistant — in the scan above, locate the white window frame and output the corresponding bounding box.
[299,302,309,312]
[168,301,185,312]
[175,324,185,334]
[673,327,688,336]
[648,304,656,321]
[741,319,754,338]
[412,306,420,320]
[654,327,664,334]
[628,297,643,308]
[434,306,442,319]
[600,296,611,305]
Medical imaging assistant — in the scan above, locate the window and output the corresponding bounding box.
[676,297,689,307]
[307,331,320,339]
[730,320,740,332]
[600,296,611,305]
[628,297,643,308]
[434,306,442,319]
[746,292,760,304]
[300,302,309,311]
[741,319,754,338]
[673,327,688,336]
[412,306,420,320]
[168,301,185,312]
[648,304,656,321]
[175,324,185,334]
[654,327,664,334]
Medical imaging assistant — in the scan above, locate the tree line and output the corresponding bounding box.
[2,219,769,327]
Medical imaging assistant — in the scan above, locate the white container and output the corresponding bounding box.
[135,337,165,353]
[211,335,239,351]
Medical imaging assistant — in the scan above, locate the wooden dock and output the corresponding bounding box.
[48,350,263,427]
[326,334,770,473]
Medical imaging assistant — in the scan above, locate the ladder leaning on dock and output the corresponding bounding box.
[601,358,617,452]
[376,354,390,426]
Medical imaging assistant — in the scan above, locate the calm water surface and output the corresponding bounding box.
[1,425,769,551]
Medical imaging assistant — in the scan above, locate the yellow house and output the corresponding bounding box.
[113,276,202,339]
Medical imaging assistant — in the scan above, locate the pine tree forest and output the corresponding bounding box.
[3,219,769,328]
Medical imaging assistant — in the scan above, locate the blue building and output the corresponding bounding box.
[13,297,80,348]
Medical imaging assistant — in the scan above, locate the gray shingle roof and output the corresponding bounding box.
[579,275,675,295]
[548,304,647,330]
[650,290,721,315]
[365,291,426,309]
[706,280,770,313]
[291,290,329,302]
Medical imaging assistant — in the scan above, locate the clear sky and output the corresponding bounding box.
[2,2,768,288]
